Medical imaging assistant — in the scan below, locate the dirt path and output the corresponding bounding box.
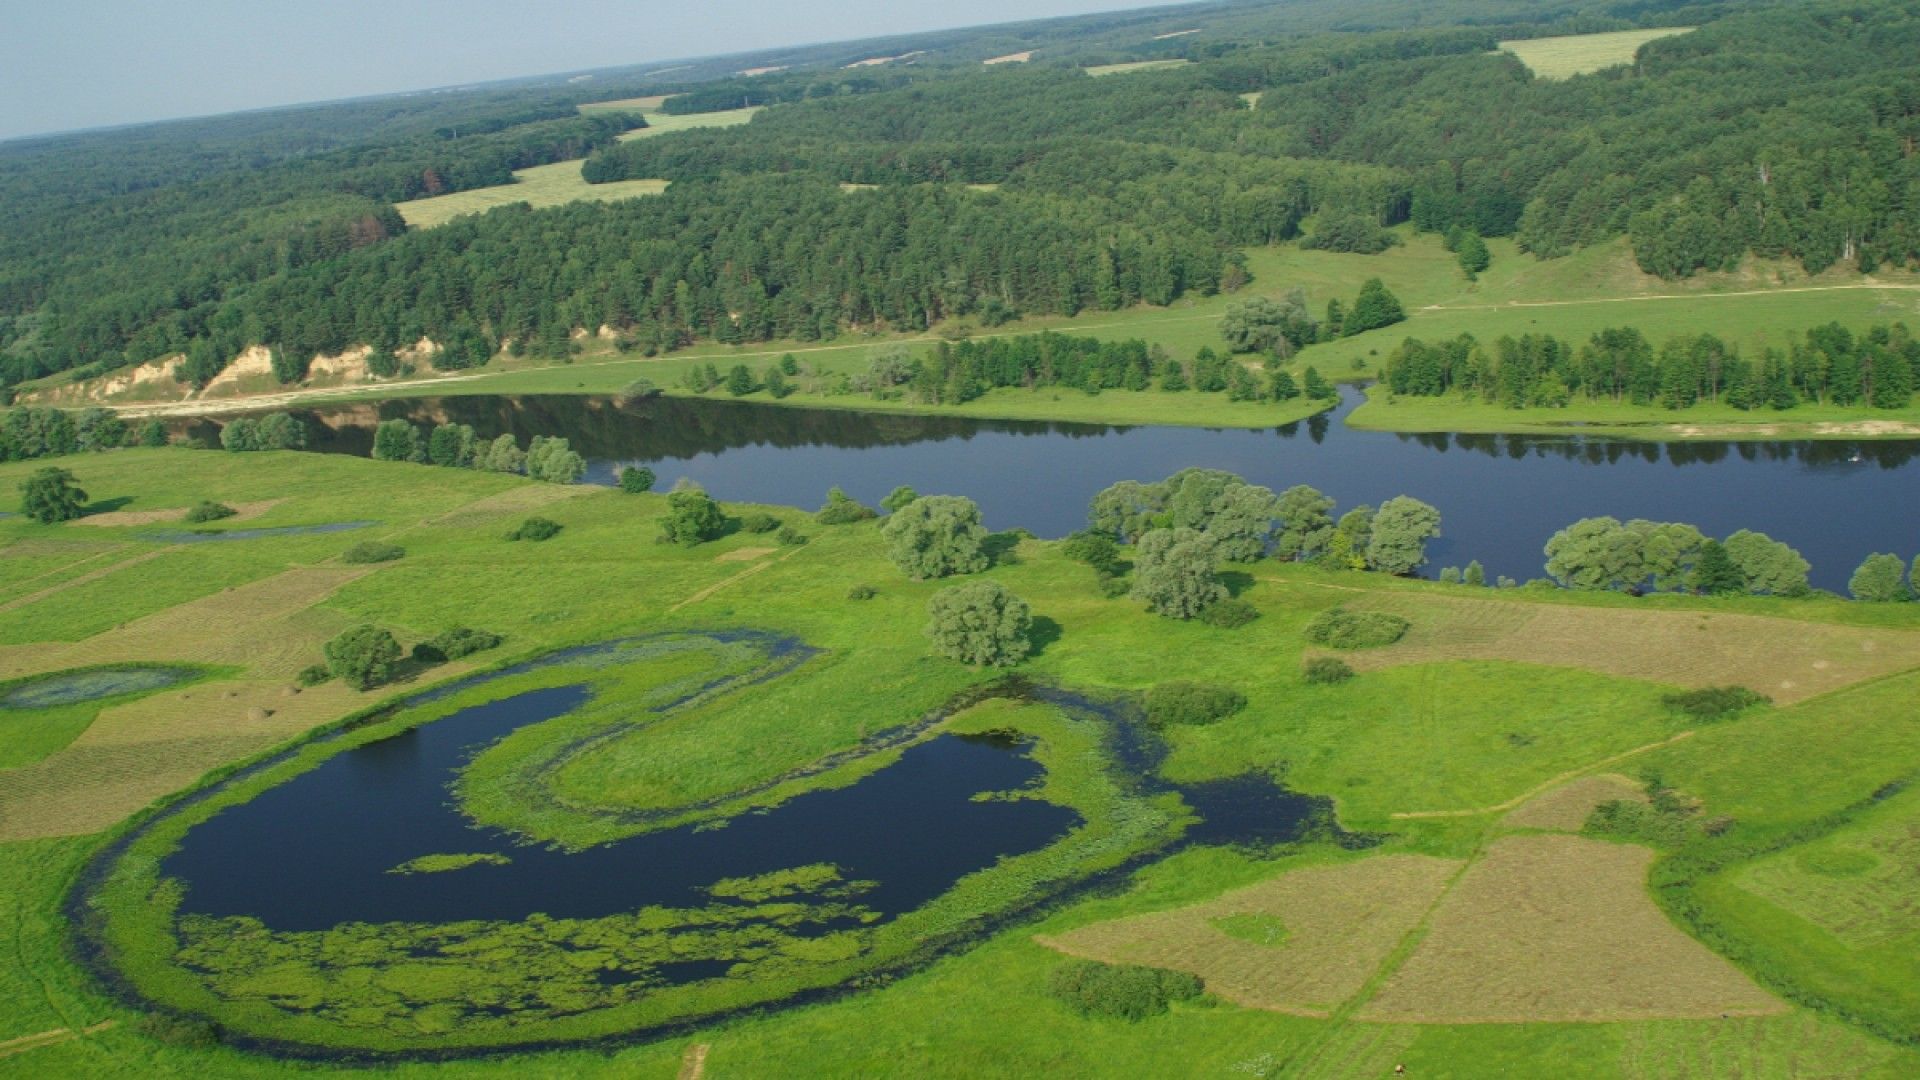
[677,1042,709,1080]
[0,546,127,600]
[0,1021,116,1059]
[669,547,805,612]
[0,550,163,615]
[1420,280,1920,313]
[1390,731,1695,819]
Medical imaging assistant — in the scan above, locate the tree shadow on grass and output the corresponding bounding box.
[81,496,134,516]
[984,531,1025,566]
[1219,570,1255,598]
[1026,616,1063,659]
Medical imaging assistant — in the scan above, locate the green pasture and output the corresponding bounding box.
[1,449,1919,1072]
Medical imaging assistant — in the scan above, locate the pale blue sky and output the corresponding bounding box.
[0,0,1181,142]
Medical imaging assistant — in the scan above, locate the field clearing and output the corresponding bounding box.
[1338,591,1920,705]
[1039,854,1460,1015]
[616,107,762,141]
[983,51,1032,65]
[1499,28,1694,79]
[1735,785,1920,949]
[1360,834,1783,1022]
[575,95,670,114]
[1502,773,1646,832]
[395,161,668,228]
[1615,1012,1916,1079]
[1085,60,1190,76]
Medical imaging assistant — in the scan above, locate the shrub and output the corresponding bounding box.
[1048,961,1202,1021]
[1199,598,1257,628]
[1060,530,1123,575]
[618,466,656,493]
[341,541,405,564]
[17,466,87,523]
[1303,657,1354,684]
[184,501,237,523]
[1660,686,1769,720]
[295,664,334,688]
[776,524,808,547]
[1096,572,1130,599]
[324,625,402,690]
[925,581,1032,666]
[816,486,877,524]
[659,487,726,546]
[847,584,877,600]
[134,1013,221,1048]
[739,511,780,533]
[412,627,503,663]
[1303,609,1408,649]
[505,516,562,542]
[1144,682,1246,727]
[881,494,990,579]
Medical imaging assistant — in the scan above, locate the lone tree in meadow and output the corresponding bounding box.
[19,466,88,524]
[658,485,727,546]
[1849,553,1911,602]
[324,625,402,690]
[1342,278,1406,337]
[1131,527,1225,619]
[1365,496,1442,576]
[881,494,990,579]
[1455,232,1491,279]
[925,580,1033,667]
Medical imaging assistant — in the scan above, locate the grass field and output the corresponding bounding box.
[1499,28,1695,80]
[3,448,1920,1072]
[1084,60,1191,76]
[614,106,762,141]
[395,161,668,228]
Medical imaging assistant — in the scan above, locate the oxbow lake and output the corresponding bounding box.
[190,387,1920,592]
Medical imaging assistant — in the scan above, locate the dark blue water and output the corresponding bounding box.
[196,389,1920,591]
[163,685,1078,933]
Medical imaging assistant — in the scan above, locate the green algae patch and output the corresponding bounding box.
[388,853,512,875]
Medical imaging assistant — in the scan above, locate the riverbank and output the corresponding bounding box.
[1344,385,1920,442]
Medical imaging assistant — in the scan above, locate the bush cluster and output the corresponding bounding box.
[184,500,236,523]
[505,516,562,542]
[815,486,877,524]
[1047,961,1202,1021]
[1303,608,1408,649]
[1199,598,1257,628]
[341,541,405,564]
[1144,682,1246,727]
[739,511,780,533]
[1660,686,1769,720]
[1303,657,1353,685]
[411,627,503,663]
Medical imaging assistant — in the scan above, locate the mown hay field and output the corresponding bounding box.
[1336,590,1920,705]
[395,161,668,228]
[1499,28,1694,79]
[1360,834,1784,1023]
[1039,854,1459,1015]
[1735,784,1920,949]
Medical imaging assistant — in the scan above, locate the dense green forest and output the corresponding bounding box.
[3,0,1917,395]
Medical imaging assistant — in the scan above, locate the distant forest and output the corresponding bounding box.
[2,0,1916,391]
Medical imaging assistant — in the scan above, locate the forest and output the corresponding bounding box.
[2,0,1917,398]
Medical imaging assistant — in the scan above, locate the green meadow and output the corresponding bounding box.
[0,448,1917,1072]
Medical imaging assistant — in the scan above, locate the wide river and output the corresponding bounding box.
[190,388,1920,591]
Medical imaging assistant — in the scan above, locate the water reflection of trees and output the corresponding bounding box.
[178,392,1920,471]
[1393,430,1920,468]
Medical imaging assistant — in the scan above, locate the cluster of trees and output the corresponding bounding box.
[1542,517,1812,596]
[1849,552,1920,602]
[1220,278,1405,359]
[1079,468,1442,619]
[1,406,132,461]
[16,466,88,524]
[359,419,586,483]
[1385,322,1920,410]
[219,412,306,451]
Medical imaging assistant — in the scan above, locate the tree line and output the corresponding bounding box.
[1385,322,1920,410]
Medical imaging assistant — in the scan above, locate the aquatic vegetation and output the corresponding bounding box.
[388,853,512,875]
[0,665,200,710]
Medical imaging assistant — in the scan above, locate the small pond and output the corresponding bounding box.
[0,665,200,710]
